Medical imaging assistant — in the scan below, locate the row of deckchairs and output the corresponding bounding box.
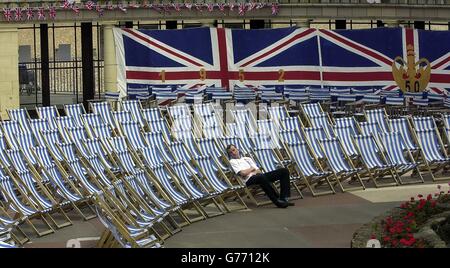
[0,104,253,248]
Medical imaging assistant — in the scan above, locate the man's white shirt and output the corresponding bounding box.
[229,157,259,183]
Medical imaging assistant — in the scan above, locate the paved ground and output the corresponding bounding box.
[21,181,450,248]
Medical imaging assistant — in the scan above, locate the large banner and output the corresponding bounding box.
[113,27,450,95]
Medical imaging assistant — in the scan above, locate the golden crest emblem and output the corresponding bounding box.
[392,44,431,92]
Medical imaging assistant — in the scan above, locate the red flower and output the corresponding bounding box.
[392,239,398,247]
[383,236,391,242]
[400,203,406,208]
[427,194,432,201]
[417,194,423,198]
[431,201,436,208]
[406,227,412,232]
[371,234,376,239]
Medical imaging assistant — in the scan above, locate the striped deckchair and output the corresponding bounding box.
[120,100,146,129]
[7,108,32,134]
[55,116,79,143]
[64,103,86,127]
[267,105,289,127]
[196,138,229,171]
[415,129,450,181]
[319,138,365,192]
[112,111,136,134]
[333,126,359,158]
[309,114,335,137]
[353,135,398,187]
[29,119,53,147]
[280,116,304,131]
[364,108,390,133]
[90,102,117,130]
[36,106,59,130]
[379,132,424,185]
[412,116,437,132]
[286,142,335,196]
[143,131,175,162]
[146,118,172,141]
[389,117,419,151]
[304,127,328,159]
[1,120,24,149]
[231,109,257,136]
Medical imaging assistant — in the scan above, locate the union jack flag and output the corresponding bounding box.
[114,27,450,96]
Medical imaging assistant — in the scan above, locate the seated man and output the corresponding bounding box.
[226,144,294,208]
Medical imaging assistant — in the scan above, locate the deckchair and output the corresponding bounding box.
[32,146,97,220]
[257,119,282,149]
[54,116,78,143]
[304,127,328,160]
[65,126,91,158]
[145,118,172,142]
[333,126,359,159]
[120,100,146,129]
[267,105,289,128]
[90,102,117,130]
[231,109,257,136]
[300,103,325,119]
[93,193,162,248]
[29,118,53,146]
[252,148,303,200]
[279,129,304,146]
[142,131,175,162]
[309,114,335,137]
[0,207,29,246]
[415,129,450,181]
[41,129,67,162]
[202,124,225,139]
[7,108,32,134]
[196,138,229,171]
[389,117,419,151]
[378,132,424,185]
[1,120,24,149]
[280,116,304,131]
[170,161,226,217]
[412,116,438,132]
[319,138,365,192]
[64,103,86,127]
[5,149,73,229]
[172,129,202,160]
[334,117,359,133]
[141,107,164,123]
[89,124,116,154]
[36,105,59,130]
[353,135,398,187]
[359,122,382,137]
[119,121,148,152]
[168,104,191,120]
[364,108,390,133]
[225,123,254,152]
[0,174,54,237]
[194,155,248,212]
[83,138,120,173]
[221,136,250,157]
[286,142,335,196]
[112,111,136,135]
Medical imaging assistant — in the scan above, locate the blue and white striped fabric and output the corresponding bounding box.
[120,121,147,151]
[252,148,279,172]
[233,87,257,103]
[334,117,359,134]
[146,119,171,140]
[267,106,289,125]
[304,127,328,159]
[412,116,436,132]
[0,176,37,216]
[389,118,418,150]
[83,138,118,172]
[288,142,327,177]
[362,94,381,104]
[193,103,214,117]
[168,104,190,119]
[29,118,53,146]
[281,116,304,131]
[58,142,82,162]
[309,115,335,138]
[15,169,53,211]
[1,120,24,149]
[412,97,429,107]
[309,88,330,102]
[359,122,382,136]
[55,116,79,142]
[114,150,138,173]
[288,91,310,102]
[0,241,16,248]
[90,124,115,154]
[333,126,358,157]
[151,165,189,205]
[33,146,83,202]
[91,102,117,129]
[41,129,65,161]
[113,110,135,130]
[301,103,324,118]
[251,134,276,150]
[65,127,90,158]
[320,138,355,174]
[257,119,281,148]
[155,91,178,102]
[171,115,193,132]
[0,136,12,167]
[416,129,450,163]
[203,124,224,139]
[36,106,59,130]
[354,135,391,170]
[232,109,257,136]
[365,108,390,132]
[279,129,304,144]
[140,146,165,167]
[196,138,228,170]
[14,132,38,164]
[132,170,173,210]
[121,100,146,128]
[64,104,85,127]
[143,132,174,162]
[194,155,232,192]
[385,96,404,106]
[7,109,32,134]
[141,108,163,122]
[168,141,197,174]
[109,137,130,153]
[171,161,207,199]
[379,132,416,171]
[199,114,221,128]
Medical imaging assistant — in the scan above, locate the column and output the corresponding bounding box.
[81,22,94,110]
[102,21,118,95]
[0,26,19,119]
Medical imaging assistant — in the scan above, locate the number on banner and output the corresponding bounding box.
[199,68,206,81]
[278,69,285,82]
[159,70,166,82]
[239,69,245,82]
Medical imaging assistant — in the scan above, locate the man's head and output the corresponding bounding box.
[226,144,240,159]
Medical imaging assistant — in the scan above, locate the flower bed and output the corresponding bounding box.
[352,184,450,248]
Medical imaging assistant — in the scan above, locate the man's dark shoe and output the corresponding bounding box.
[280,198,295,206]
[274,200,289,208]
